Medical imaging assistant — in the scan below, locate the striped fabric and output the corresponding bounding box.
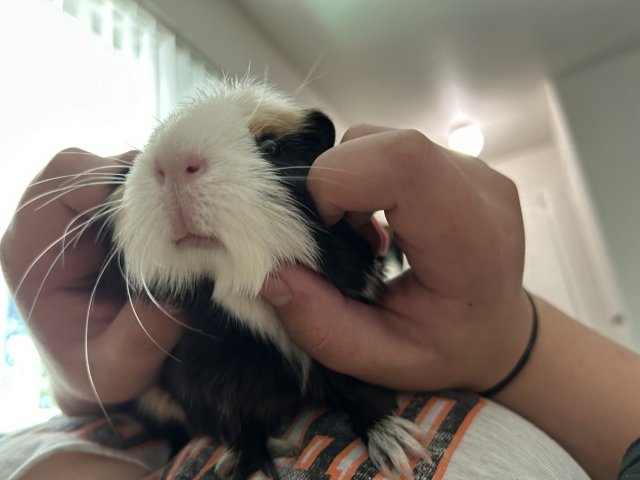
[0,391,588,479]
[156,392,484,479]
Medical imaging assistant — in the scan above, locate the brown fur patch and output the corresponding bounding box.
[249,108,304,139]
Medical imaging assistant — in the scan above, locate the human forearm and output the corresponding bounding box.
[494,295,640,479]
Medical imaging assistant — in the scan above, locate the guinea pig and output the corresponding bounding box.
[103,78,430,479]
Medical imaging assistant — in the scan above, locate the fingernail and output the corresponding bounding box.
[261,276,293,307]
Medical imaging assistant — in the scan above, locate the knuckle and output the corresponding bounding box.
[341,123,392,142]
[507,179,521,205]
[389,129,436,178]
[396,129,432,158]
[39,148,87,181]
[341,124,373,142]
[485,164,520,200]
[305,321,336,359]
[498,173,520,200]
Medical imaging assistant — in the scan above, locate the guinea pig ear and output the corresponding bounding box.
[303,109,336,153]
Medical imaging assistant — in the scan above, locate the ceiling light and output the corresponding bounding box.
[448,123,485,157]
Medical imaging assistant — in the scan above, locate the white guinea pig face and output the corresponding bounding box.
[108,80,335,301]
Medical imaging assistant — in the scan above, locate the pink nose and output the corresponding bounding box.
[155,154,207,185]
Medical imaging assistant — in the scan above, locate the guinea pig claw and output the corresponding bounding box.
[367,415,434,479]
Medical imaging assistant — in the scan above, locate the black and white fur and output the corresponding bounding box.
[105,78,429,479]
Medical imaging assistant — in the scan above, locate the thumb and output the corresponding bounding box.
[261,265,391,379]
[88,301,185,404]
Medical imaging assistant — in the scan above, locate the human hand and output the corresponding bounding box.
[0,149,184,415]
[261,126,532,393]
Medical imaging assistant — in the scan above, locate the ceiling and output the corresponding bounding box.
[231,0,640,159]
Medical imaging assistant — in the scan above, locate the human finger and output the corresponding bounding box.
[261,265,433,389]
[308,129,502,295]
[1,149,136,297]
[80,300,185,405]
[340,124,395,143]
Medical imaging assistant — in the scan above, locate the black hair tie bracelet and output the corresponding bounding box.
[479,290,538,397]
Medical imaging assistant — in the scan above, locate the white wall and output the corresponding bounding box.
[554,43,640,345]
[488,142,628,343]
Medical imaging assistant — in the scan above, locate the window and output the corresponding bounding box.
[0,0,214,433]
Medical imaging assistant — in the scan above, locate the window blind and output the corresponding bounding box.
[0,0,219,434]
[51,0,218,118]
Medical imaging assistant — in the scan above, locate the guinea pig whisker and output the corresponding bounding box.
[274,165,340,173]
[22,212,122,330]
[247,91,267,127]
[293,70,330,100]
[33,181,126,212]
[63,176,127,190]
[270,166,311,172]
[61,163,130,177]
[275,165,385,191]
[14,209,107,298]
[92,206,124,246]
[121,268,182,363]
[16,184,99,214]
[292,48,329,99]
[27,167,128,190]
[282,201,326,232]
[15,181,124,215]
[107,157,134,166]
[58,150,134,166]
[20,203,120,321]
[71,204,123,249]
[60,172,128,188]
[280,176,349,190]
[272,165,378,183]
[276,176,309,182]
[139,275,217,340]
[123,142,143,155]
[63,202,121,254]
[301,165,385,186]
[24,227,86,324]
[85,246,121,428]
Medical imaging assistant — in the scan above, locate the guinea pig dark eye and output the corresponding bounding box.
[258,138,281,158]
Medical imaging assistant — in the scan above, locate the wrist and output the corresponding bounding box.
[469,288,534,393]
[479,290,538,396]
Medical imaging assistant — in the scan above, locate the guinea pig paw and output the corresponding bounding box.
[367,416,433,479]
[214,447,239,478]
[267,437,300,459]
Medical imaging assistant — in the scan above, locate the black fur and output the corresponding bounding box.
[112,110,398,479]
[259,110,385,301]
